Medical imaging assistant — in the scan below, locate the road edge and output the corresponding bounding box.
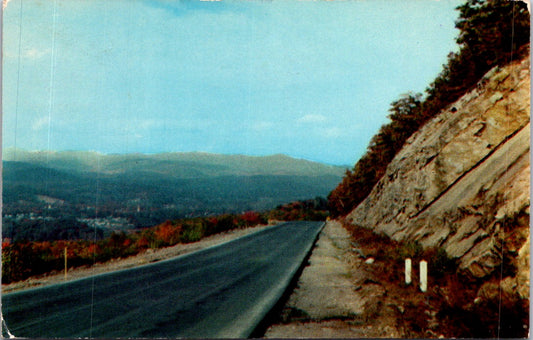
[230,222,325,338]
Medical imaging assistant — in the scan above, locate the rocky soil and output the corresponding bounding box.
[2,224,272,294]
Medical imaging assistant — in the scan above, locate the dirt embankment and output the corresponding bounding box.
[2,224,272,294]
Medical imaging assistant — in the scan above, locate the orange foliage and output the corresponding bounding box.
[122,238,132,248]
[241,211,261,226]
[155,220,182,245]
[78,243,100,258]
[136,236,149,249]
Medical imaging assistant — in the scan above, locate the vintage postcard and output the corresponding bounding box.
[1,0,530,338]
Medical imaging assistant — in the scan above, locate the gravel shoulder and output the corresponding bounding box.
[264,220,404,338]
[2,224,273,294]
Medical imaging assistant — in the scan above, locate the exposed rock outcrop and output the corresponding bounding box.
[347,56,529,291]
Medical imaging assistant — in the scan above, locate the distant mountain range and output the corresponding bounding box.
[3,149,346,224]
[3,148,345,178]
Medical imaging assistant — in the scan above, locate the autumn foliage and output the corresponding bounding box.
[1,212,266,284]
[267,197,329,222]
[1,197,333,284]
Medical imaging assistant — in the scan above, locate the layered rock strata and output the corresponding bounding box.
[347,57,530,294]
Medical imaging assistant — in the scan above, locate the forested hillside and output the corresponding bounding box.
[3,152,344,232]
[328,0,530,217]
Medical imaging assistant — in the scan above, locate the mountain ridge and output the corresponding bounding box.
[2,148,346,178]
[2,149,345,225]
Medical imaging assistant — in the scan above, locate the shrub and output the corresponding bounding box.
[345,222,529,337]
[180,221,206,243]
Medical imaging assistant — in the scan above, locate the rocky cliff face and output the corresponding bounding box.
[347,56,529,299]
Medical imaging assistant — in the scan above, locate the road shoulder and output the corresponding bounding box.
[264,220,402,338]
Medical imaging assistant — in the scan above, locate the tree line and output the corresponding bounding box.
[328,0,530,217]
[2,198,328,284]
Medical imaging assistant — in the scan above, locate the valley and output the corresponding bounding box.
[2,152,344,238]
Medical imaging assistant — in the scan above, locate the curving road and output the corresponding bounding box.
[2,221,324,338]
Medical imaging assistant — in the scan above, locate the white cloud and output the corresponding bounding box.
[32,116,49,131]
[297,114,327,124]
[116,118,217,136]
[320,122,363,138]
[138,119,160,130]
[25,48,50,60]
[323,127,344,138]
[251,121,274,131]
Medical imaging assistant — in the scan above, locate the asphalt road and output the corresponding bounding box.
[2,221,324,338]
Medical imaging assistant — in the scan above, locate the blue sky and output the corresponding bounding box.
[3,0,461,165]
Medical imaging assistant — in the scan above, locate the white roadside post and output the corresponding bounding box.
[420,260,427,292]
[405,258,412,285]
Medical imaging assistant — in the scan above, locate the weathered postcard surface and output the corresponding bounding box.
[2,0,530,338]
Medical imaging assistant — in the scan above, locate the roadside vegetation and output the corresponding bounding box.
[328,0,530,216]
[2,198,328,284]
[327,1,529,337]
[345,220,529,338]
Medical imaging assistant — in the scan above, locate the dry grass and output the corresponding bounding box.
[343,220,529,338]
